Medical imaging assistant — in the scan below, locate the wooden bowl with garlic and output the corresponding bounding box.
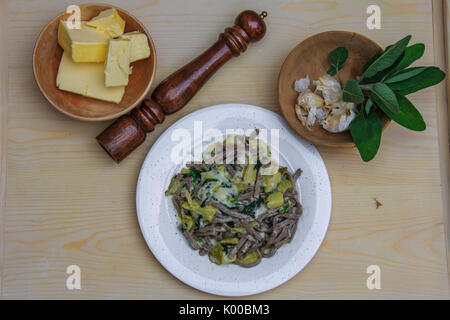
[278,31,390,148]
[33,4,156,121]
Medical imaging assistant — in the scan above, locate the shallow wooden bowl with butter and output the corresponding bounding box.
[278,31,390,148]
[33,4,156,121]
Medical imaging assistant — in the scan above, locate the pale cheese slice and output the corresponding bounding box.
[56,51,125,103]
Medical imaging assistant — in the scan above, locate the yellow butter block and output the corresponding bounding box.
[57,21,111,63]
[56,51,125,103]
[104,39,132,87]
[87,8,125,38]
[119,31,151,62]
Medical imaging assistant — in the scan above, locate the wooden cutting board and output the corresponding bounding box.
[1,0,449,299]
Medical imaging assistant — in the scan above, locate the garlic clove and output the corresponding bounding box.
[294,75,310,93]
[315,107,329,122]
[322,101,358,133]
[314,75,342,105]
[307,106,318,127]
[297,89,324,110]
[295,104,309,128]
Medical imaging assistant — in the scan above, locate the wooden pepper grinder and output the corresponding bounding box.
[96,10,267,163]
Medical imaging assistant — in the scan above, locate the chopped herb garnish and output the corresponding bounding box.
[242,196,264,217]
[222,243,234,255]
[202,178,219,186]
[195,215,203,227]
[255,159,262,171]
[229,191,243,204]
[182,168,202,184]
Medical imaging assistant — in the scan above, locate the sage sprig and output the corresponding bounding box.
[327,35,445,161]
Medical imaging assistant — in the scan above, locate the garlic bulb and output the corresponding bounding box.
[293,75,358,133]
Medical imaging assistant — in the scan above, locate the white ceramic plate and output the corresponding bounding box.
[136,104,331,296]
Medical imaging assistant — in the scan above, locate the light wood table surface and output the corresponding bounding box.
[1,0,449,299]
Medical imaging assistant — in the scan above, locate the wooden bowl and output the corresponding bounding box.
[278,31,390,148]
[33,4,157,121]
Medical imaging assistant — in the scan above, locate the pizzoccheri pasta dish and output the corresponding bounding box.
[165,130,303,268]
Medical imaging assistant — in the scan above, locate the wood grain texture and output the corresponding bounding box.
[435,0,450,282]
[0,0,8,298]
[2,0,450,299]
[445,0,450,135]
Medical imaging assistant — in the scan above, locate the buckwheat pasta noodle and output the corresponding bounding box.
[164,132,303,268]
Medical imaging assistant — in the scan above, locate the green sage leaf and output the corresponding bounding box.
[371,44,425,82]
[365,98,373,115]
[349,108,382,162]
[343,79,364,103]
[362,51,382,74]
[363,35,411,78]
[390,43,425,74]
[327,66,337,76]
[369,83,399,113]
[380,94,425,131]
[384,67,427,83]
[387,66,445,95]
[328,47,348,75]
[363,56,403,83]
